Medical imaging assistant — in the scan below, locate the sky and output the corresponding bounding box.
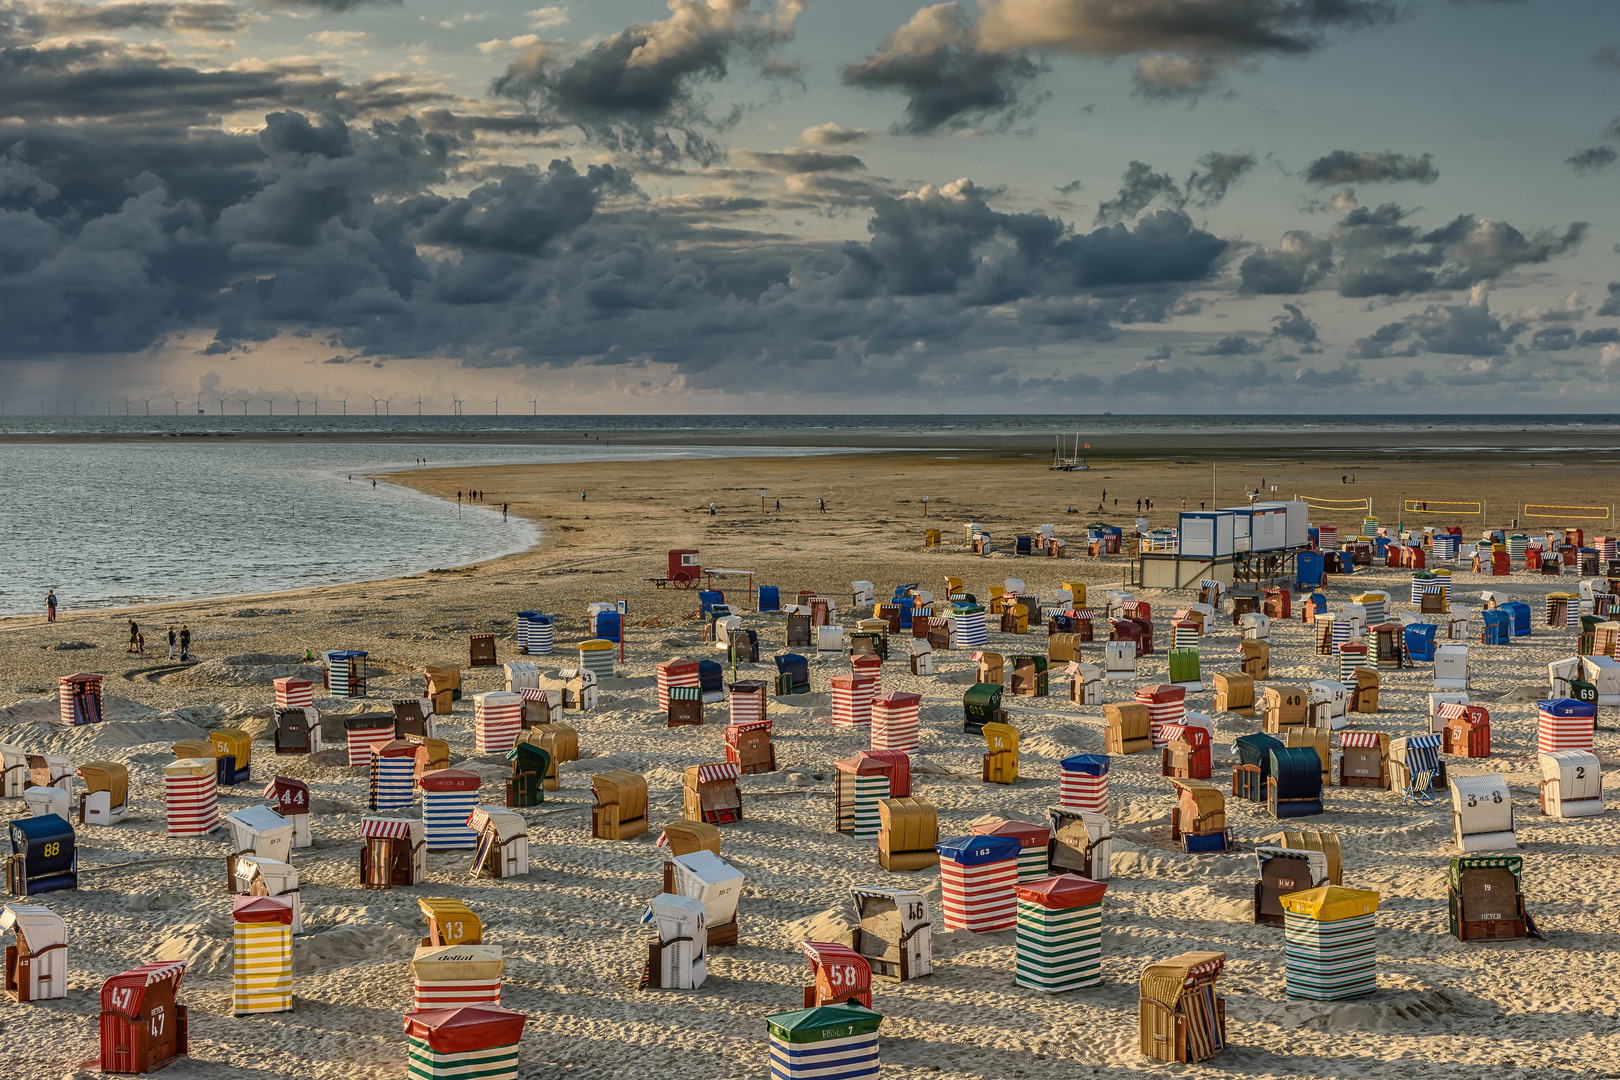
[2,0,1619,414]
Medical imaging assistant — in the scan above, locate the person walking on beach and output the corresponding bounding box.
[775,498,781,512]
[372,478,377,488]
[179,624,192,662]
[710,501,717,516]
[581,490,586,501]
[457,491,462,503]
[818,498,825,513]
[46,590,56,623]
[127,619,139,653]
[1136,499,1142,513]
[502,503,508,521]
[167,626,177,659]
[135,630,144,654]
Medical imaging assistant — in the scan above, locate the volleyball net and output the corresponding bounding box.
[1297,496,1372,513]
[1402,500,1483,516]
[1523,504,1611,521]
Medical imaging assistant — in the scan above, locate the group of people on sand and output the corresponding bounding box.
[119,618,191,660]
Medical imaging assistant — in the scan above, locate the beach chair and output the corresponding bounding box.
[1450,774,1516,852]
[1398,734,1443,804]
[1138,952,1227,1064]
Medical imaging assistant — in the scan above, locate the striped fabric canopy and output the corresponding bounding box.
[696,762,740,784]
[519,688,548,703]
[729,719,771,735]
[362,817,413,839]
[1338,732,1384,749]
[140,960,187,986]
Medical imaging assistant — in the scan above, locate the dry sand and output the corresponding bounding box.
[0,451,1617,1079]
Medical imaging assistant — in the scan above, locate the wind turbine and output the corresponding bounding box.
[263,395,274,415]
[123,397,132,415]
[140,397,153,416]
[310,397,319,416]
[489,393,500,415]
[215,397,227,414]
[293,396,304,416]
[369,395,381,416]
[105,399,113,415]
[338,396,347,416]
[383,396,394,416]
[450,394,463,416]
[238,397,251,414]
[194,397,204,415]
[170,396,181,416]
[414,396,424,415]
[527,396,538,415]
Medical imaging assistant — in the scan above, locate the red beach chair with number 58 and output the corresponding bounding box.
[801,941,872,1008]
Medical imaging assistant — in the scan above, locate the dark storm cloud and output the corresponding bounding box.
[1303,150,1438,186]
[1530,326,1575,351]
[1239,230,1333,293]
[834,180,1226,302]
[1193,335,1262,356]
[1334,204,1586,298]
[1567,146,1617,174]
[491,0,802,164]
[1348,290,1522,359]
[1292,362,1360,387]
[730,148,865,174]
[842,3,1046,135]
[3,0,256,35]
[974,0,1401,56]
[418,161,630,255]
[1602,283,1620,317]
[1579,327,1620,345]
[1271,302,1319,343]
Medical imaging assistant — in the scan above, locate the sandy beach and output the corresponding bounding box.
[1,449,1617,1080]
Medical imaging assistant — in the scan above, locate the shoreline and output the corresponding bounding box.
[3,424,1620,458]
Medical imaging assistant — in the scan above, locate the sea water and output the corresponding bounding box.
[0,440,830,617]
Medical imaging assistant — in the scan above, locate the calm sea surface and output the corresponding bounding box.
[0,440,844,617]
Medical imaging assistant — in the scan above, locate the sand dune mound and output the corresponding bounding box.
[151,912,235,977]
[166,656,323,687]
[0,695,160,726]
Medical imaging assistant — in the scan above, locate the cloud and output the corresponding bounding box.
[1292,362,1360,386]
[478,36,543,54]
[799,122,871,146]
[1567,146,1617,174]
[10,0,261,35]
[1579,327,1620,345]
[842,3,1046,135]
[1271,302,1318,344]
[308,30,367,45]
[1303,150,1438,186]
[417,160,629,256]
[835,178,1226,303]
[1056,178,1084,194]
[1529,326,1575,351]
[1348,283,1521,358]
[1184,150,1255,206]
[1594,44,1620,69]
[529,5,569,29]
[1132,53,1236,101]
[1193,335,1262,356]
[1507,290,1585,324]
[491,0,803,164]
[1334,203,1586,298]
[1599,283,1620,317]
[1239,230,1333,293]
[1094,160,1181,224]
[974,0,1400,55]
[259,0,400,10]
[731,148,865,173]
[1111,359,1274,395]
